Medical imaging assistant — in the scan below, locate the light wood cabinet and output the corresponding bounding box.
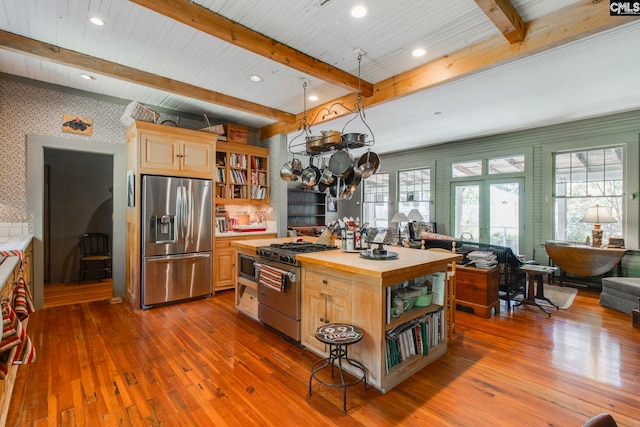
[215,142,269,204]
[298,249,457,393]
[133,122,216,177]
[125,121,217,308]
[214,239,236,291]
[302,271,352,353]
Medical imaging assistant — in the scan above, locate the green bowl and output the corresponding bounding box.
[415,292,433,307]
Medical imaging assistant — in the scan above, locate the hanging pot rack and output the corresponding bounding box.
[287,54,375,157]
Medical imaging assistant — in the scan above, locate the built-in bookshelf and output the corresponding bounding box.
[385,308,444,372]
[215,142,269,205]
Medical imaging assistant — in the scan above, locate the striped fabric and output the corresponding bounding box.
[0,250,25,260]
[13,278,35,321]
[259,264,286,293]
[0,300,22,353]
[12,319,35,365]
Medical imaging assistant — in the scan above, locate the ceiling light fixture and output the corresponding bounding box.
[248,74,263,82]
[351,4,368,18]
[89,17,105,26]
[308,95,319,101]
[80,74,96,80]
[412,48,426,57]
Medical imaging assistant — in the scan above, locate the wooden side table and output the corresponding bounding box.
[518,265,558,317]
[455,265,500,318]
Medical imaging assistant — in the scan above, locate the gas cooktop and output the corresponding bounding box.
[256,242,338,265]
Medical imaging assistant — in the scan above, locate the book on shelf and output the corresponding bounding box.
[385,308,444,371]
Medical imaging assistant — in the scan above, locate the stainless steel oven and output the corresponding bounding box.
[255,242,338,342]
[255,258,301,341]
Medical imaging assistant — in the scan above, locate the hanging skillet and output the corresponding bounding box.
[328,149,354,178]
[300,157,321,187]
[357,150,381,179]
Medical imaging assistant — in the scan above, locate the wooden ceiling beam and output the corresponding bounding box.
[262,0,638,139]
[129,0,374,97]
[473,0,526,43]
[0,30,296,123]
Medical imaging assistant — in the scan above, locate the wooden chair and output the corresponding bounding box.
[79,233,112,284]
[426,242,457,342]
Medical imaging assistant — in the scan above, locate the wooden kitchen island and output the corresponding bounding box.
[231,238,461,392]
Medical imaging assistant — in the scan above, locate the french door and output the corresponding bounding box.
[451,178,524,254]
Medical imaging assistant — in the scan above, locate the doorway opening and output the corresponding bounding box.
[26,134,126,310]
[43,148,114,306]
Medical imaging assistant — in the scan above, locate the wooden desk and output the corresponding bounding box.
[544,244,627,286]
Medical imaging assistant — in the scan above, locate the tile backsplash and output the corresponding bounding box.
[0,222,31,237]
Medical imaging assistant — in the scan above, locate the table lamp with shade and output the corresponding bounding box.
[407,209,424,240]
[390,212,409,245]
[580,204,616,247]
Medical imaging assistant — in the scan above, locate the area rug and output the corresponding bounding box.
[541,284,578,310]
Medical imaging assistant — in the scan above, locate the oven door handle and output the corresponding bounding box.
[253,262,297,283]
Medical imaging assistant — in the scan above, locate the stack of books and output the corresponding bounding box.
[608,237,625,248]
[466,250,497,269]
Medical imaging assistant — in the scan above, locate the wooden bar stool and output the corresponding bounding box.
[308,323,367,413]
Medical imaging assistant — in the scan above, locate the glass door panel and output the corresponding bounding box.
[452,179,523,253]
[453,184,480,241]
[489,181,521,254]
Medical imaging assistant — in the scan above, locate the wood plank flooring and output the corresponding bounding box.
[43,279,113,308]
[7,288,640,426]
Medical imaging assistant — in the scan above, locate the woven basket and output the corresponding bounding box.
[199,114,225,135]
[120,102,160,126]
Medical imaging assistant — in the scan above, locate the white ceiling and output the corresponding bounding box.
[1,0,639,154]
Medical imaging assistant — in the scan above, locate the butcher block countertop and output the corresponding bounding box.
[231,237,461,280]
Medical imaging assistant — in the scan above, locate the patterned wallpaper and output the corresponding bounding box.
[0,77,215,223]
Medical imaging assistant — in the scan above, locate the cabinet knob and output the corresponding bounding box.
[320,317,324,322]
[322,279,328,284]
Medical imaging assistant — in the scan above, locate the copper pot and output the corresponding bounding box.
[305,135,324,153]
[321,130,342,147]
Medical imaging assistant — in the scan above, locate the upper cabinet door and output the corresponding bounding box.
[140,132,181,173]
[181,140,214,175]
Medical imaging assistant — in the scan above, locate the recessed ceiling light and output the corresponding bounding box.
[89,17,105,26]
[308,95,319,101]
[351,4,368,18]
[412,48,426,57]
[80,74,96,80]
[249,74,263,82]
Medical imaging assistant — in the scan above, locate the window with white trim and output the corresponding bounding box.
[362,172,389,228]
[398,168,431,220]
[553,146,624,243]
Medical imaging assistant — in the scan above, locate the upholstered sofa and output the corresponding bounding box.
[600,277,640,314]
[407,231,526,307]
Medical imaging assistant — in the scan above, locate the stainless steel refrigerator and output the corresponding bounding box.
[141,175,213,308]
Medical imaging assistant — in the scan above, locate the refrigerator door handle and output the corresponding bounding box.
[176,184,184,247]
[146,253,211,262]
[182,185,189,244]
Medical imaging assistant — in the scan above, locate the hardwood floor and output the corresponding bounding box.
[43,279,113,308]
[7,288,640,426]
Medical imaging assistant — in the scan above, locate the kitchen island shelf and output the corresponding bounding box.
[386,304,443,331]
